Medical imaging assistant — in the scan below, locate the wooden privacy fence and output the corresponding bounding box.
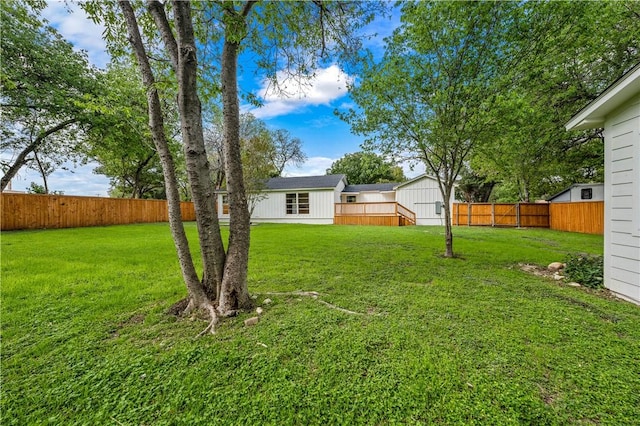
[452,201,604,234]
[452,203,549,228]
[1,193,195,231]
[549,201,604,235]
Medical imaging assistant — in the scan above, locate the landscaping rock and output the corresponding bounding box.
[244,317,259,326]
[553,273,564,280]
[263,298,272,305]
[256,307,264,315]
[548,262,565,272]
[567,282,581,287]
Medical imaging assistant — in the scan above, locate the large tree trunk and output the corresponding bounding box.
[172,1,226,299]
[120,0,213,316]
[217,4,255,314]
[442,185,454,258]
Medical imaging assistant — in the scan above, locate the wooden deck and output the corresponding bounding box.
[334,202,416,226]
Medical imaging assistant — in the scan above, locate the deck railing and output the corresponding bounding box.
[334,202,416,225]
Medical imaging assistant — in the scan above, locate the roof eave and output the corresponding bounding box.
[566,62,640,131]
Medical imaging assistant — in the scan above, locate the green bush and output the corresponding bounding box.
[564,253,604,289]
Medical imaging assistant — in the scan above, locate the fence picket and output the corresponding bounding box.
[452,202,603,234]
[1,193,195,230]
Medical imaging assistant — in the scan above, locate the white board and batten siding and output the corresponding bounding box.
[395,175,451,226]
[605,94,640,304]
[250,189,337,224]
[218,177,345,225]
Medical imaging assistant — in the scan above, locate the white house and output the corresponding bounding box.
[217,173,451,226]
[547,183,604,203]
[395,174,451,225]
[565,62,640,305]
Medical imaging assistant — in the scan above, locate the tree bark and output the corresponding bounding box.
[217,3,255,314]
[119,0,211,312]
[443,188,454,258]
[171,1,227,300]
[1,118,76,192]
[33,150,49,194]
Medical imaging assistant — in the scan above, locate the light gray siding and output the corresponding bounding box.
[604,94,640,304]
[395,176,449,226]
[569,184,604,202]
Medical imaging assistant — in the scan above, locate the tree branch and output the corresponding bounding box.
[1,118,77,192]
[147,0,179,72]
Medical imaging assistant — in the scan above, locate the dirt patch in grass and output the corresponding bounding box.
[166,297,189,316]
[518,263,557,279]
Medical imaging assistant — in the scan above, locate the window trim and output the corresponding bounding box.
[286,192,310,215]
[221,194,229,215]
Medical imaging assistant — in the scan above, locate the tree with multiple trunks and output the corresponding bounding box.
[84,0,380,333]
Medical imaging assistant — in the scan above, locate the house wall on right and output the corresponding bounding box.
[604,94,640,304]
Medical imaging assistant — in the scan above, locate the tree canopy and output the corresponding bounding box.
[0,0,100,192]
[326,151,405,184]
[341,1,514,257]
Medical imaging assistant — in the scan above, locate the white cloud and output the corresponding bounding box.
[282,156,337,177]
[250,65,353,119]
[41,2,110,69]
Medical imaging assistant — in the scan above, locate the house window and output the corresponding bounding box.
[581,188,593,200]
[346,195,357,203]
[286,193,309,214]
[222,195,229,214]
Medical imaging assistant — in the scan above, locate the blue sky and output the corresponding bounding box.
[9,1,421,195]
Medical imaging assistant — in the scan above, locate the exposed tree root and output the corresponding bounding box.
[317,299,365,315]
[195,303,219,337]
[260,291,367,315]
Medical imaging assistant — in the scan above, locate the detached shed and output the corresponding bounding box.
[547,183,604,203]
[566,62,640,305]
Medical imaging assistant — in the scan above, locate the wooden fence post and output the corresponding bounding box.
[516,203,521,228]
[491,203,495,227]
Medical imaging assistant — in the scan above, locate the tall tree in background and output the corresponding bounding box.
[341,1,513,257]
[87,0,379,332]
[269,129,306,176]
[205,113,307,193]
[84,63,185,199]
[326,151,405,184]
[0,0,99,192]
[473,1,640,201]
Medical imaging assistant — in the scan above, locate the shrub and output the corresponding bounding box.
[564,253,604,289]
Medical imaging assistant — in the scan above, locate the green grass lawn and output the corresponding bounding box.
[2,223,638,425]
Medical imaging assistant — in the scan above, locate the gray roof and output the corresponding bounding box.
[342,183,398,193]
[265,174,346,190]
